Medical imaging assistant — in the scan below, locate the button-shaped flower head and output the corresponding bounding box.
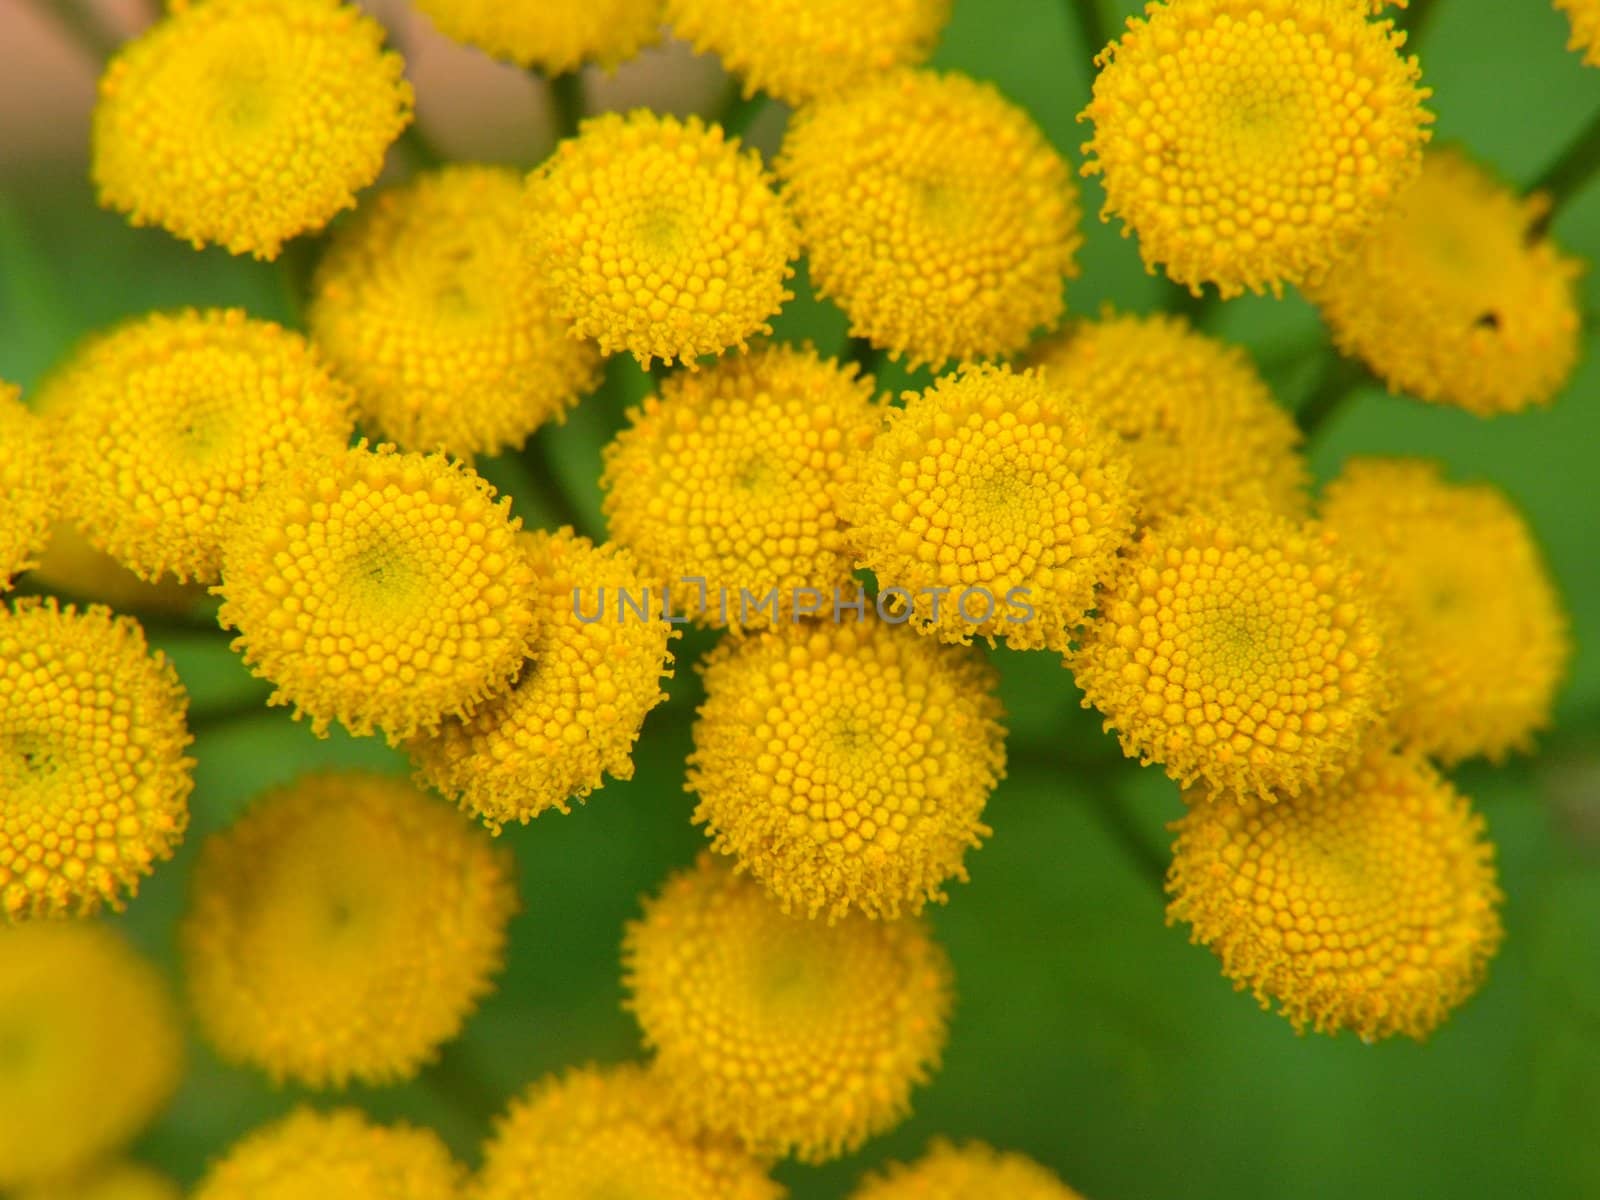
[0,383,57,591]
[415,0,663,73]
[850,1141,1088,1200]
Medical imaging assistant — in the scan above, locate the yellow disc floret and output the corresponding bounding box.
[1081,0,1432,298]
[1304,148,1583,416]
[410,530,674,828]
[689,621,1005,920]
[92,0,413,259]
[850,1141,1087,1200]
[0,383,57,591]
[1072,509,1389,802]
[44,309,355,584]
[779,69,1080,368]
[1168,746,1503,1040]
[1,600,192,921]
[309,166,601,457]
[1029,311,1309,522]
[601,345,880,628]
[182,771,516,1088]
[524,111,798,367]
[1320,458,1569,763]
[415,0,662,73]
[845,365,1134,652]
[1556,0,1600,65]
[217,443,537,742]
[18,1161,180,1200]
[0,923,182,1189]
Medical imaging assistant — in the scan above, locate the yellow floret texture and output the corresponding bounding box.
[415,0,663,73]
[850,1140,1087,1200]
[0,383,58,590]
[1556,0,1600,65]
[25,522,204,617]
[17,1161,181,1200]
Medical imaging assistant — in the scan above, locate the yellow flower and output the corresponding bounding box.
[409,530,675,828]
[1071,509,1389,803]
[26,522,204,617]
[689,621,1005,920]
[1028,311,1309,523]
[18,1161,180,1200]
[1081,0,1432,298]
[1304,148,1583,416]
[664,0,950,105]
[523,111,798,367]
[92,0,412,260]
[181,771,517,1088]
[415,0,662,73]
[1557,0,1600,64]
[0,382,57,590]
[309,166,602,457]
[43,309,355,584]
[850,1141,1087,1200]
[217,442,538,742]
[193,1108,463,1200]
[472,1064,781,1200]
[1,599,191,921]
[845,364,1134,652]
[0,923,182,1189]
[778,69,1080,368]
[1168,746,1504,1040]
[601,345,880,628]
[1320,458,1569,764]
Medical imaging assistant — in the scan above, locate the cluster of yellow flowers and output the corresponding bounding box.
[0,0,1590,1194]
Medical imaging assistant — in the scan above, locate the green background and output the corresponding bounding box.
[3,0,1599,1197]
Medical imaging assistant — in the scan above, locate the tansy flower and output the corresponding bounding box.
[92,0,413,260]
[192,1108,463,1200]
[1028,312,1309,522]
[523,111,798,367]
[601,345,880,628]
[664,0,950,106]
[1,600,192,921]
[778,69,1080,368]
[1081,0,1432,298]
[1320,458,1569,764]
[850,1141,1087,1200]
[623,854,953,1162]
[0,923,182,1189]
[1071,509,1389,803]
[689,621,1005,921]
[415,0,662,73]
[1304,148,1583,415]
[1556,0,1600,65]
[845,365,1134,652]
[217,442,538,742]
[309,166,602,457]
[26,522,204,617]
[1168,746,1503,1040]
[409,530,674,828]
[44,309,355,584]
[472,1064,782,1200]
[0,382,57,590]
[18,1161,180,1200]
[181,771,517,1088]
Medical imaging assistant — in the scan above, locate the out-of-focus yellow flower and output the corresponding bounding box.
[181,771,516,1088]
[779,70,1080,368]
[1081,0,1432,298]
[43,309,355,584]
[0,923,182,1189]
[1304,148,1583,416]
[415,0,662,73]
[1,600,191,921]
[92,0,412,260]
[1029,312,1309,522]
[217,443,537,742]
[309,166,601,457]
[18,1161,180,1200]
[1169,746,1503,1041]
[1556,0,1600,64]
[0,382,57,591]
[690,621,1005,921]
[1320,458,1569,764]
[624,854,952,1162]
[850,1141,1087,1200]
[25,523,204,617]
[845,365,1134,652]
[524,111,797,367]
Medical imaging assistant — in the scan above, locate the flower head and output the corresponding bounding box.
[845,364,1134,651]
[415,0,662,72]
[17,1162,179,1200]
[1081,0,1432,297]
[0,383,57,591]
[602,345,880,628]
[93,0,413,259]
[309,166,601,457]
[524,111,797,367]
[689,620,1005,920]
[1029,312,1308,522]
[2,599,191,921]
[181,771,516,1088]
[1168,746,1503,1040]
[1557,0,1600,65]
[0,923,182,1189]
[779,70,1080,368]
[1072,509,1389,802]
[217,442,538,742]
[44,309,355,584]
[850,1141,1086,1200]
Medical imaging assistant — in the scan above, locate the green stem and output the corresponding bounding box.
[1295,353,1366,441]
[546,72,586,143]
[41,0,118,61]
[1530,104,1600,234]
[1067,0,1116,61]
